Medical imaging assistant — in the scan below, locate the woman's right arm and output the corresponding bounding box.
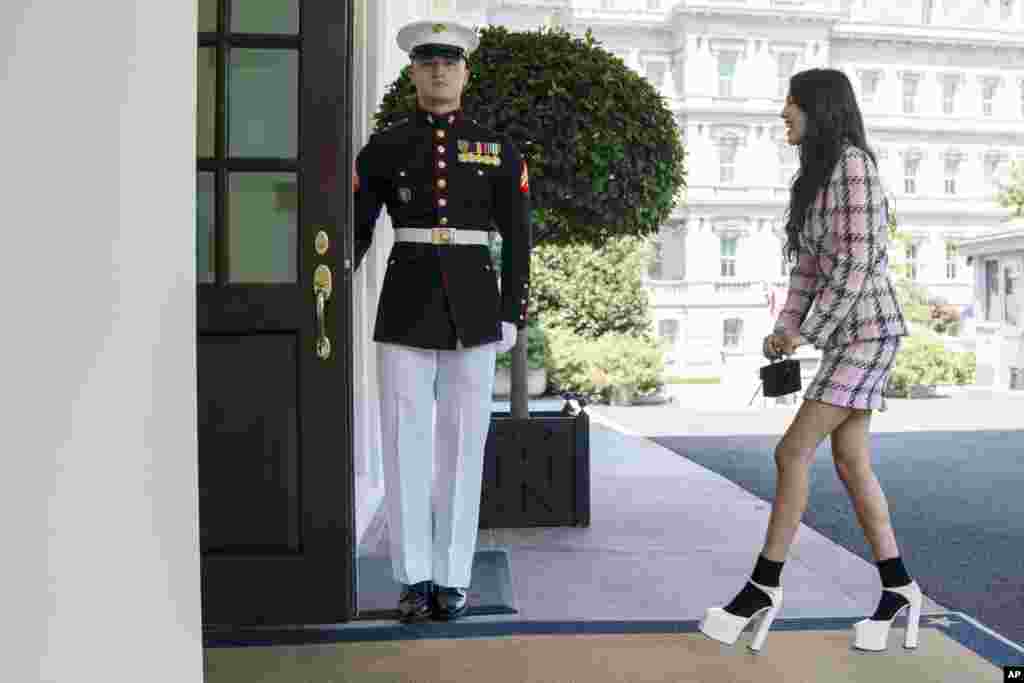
[773,247,817,338]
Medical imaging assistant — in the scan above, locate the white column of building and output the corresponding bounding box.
[691,33,713,98]
[352,0,432,542]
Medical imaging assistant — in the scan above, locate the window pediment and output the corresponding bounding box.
[708,37,748,58]
[712,218,751,239]
[767,41,804,57]
[710,124,748,145]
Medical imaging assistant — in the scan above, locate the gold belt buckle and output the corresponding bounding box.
[431,227,453,245]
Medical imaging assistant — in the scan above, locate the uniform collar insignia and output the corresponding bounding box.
[418,108,462,129]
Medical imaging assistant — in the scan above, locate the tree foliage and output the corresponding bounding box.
[529,235,654,340]
[997,159,1024,217]
[375,25,687,246]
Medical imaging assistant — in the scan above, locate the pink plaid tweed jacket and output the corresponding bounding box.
[774,145,909,350]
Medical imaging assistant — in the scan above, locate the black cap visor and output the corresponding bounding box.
[411,43,465,61]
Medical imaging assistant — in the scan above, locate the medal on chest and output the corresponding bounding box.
[458,140,501,166]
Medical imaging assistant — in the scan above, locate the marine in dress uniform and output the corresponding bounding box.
[352,20,531,622]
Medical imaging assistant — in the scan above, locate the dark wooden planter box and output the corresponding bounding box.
[479,410,590,529]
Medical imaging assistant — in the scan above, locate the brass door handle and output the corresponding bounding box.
[314,264,332,360]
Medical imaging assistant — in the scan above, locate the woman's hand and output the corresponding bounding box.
[764,333,805,359]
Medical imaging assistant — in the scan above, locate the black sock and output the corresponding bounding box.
[878,557,911,588]
[724,555,783,618]
[871,557,912,621]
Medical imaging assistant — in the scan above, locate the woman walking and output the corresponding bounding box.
[699,68,918,653]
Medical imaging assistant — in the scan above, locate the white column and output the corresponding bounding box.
[2,0,202,681]
[352,0,436,541]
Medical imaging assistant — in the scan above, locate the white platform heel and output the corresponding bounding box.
[853,580,922,652]
[699,581,783,653]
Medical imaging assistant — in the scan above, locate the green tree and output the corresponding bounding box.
[375,25,687,416]
[997,159,1024,217]
[529,235,654,341]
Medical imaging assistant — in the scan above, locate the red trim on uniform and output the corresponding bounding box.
[352,160,360,192]
[519,160,530,194]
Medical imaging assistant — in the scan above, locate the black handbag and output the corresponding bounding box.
[760,357,802,398]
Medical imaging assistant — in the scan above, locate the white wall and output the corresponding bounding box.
[1,1,203,681]
[352,0,435,543]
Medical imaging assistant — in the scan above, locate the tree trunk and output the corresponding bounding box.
[510,325,529,418]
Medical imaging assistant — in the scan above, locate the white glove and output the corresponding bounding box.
[496,322,518,354]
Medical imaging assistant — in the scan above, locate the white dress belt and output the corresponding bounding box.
[393,227,493,246]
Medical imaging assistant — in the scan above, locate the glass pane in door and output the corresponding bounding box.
[228,49,298,159]
[231,0,299,34]
[227,173,297,283]
[199,0,219,31]
[197,173,216,284]
[197,47,217,159]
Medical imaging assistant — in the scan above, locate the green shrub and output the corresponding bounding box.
[593,333,665,395]
[887,334,976,397]
[545,325,665,401]
[893,278,931,329]
[545,326,598,397]
[527,235,654,341]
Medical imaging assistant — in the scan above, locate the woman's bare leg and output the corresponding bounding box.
[760,399,853,562]
[830,410,900,562]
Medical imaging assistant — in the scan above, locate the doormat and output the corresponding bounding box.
[354,548,517,619]
[205,613,1022,682]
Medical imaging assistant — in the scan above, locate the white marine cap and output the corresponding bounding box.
[396,20,479,60]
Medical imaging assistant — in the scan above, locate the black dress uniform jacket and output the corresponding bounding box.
[354,108,532,350]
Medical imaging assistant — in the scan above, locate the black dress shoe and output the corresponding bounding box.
[398,580,434,623]
[431,586,469,621]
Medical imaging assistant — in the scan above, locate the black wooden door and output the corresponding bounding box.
[196,0,355,627]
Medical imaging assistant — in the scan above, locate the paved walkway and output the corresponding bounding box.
[361,396,950,624]
[475,408,950,622]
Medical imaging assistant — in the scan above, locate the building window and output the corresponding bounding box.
[906,243,920,281]
[777,53,797,99]
[860,71,879,105]
[922,0,935,22]
[945,242,959,280]
[903,157,919,195]
[902,76,918,114]
[719,143,737,184]
[723,318,743,349]
[1006,264,1019,327]
[983,81,997,117]
[985,260,1000,322]
[942,76,958,115]
[720,237,737,277]
[718,52,738,97]
[647,238,663,279]
[984,156,1001,187]
[944,157,959,195]
[658,319,679,349]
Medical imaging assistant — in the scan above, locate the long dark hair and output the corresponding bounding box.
[783,68,877,261]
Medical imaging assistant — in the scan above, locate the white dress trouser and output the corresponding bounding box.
[377,340,497,588]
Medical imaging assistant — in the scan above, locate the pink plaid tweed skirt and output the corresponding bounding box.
[804,337,902,411]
